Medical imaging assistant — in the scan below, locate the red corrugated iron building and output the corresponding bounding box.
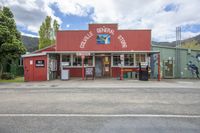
[22,24,160,81]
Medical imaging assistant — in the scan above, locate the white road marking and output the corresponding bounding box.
[0,114,199,118]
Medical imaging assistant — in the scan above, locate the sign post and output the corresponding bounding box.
[81,55,85,80]
[76,52,91,80]
[158,53,161,81]
[120,54,124,80]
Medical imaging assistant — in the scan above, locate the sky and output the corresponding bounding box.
[1,0,200,42]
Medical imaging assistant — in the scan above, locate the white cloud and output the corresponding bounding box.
[0,0,62,33]
[52,0,93,16]
[21,32,39,38]
[1,0,200,42]
[51,0,200,41]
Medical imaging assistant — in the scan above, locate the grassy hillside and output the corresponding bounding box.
[152,34,200,50]
[181,35,200,50]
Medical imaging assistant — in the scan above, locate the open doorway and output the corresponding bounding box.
[95,55,111,77]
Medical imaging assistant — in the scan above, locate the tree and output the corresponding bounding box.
[53,19,59,39]
[38,16,59,49]
[0,7,26,77]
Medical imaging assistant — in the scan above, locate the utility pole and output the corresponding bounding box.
[176,27,181,78]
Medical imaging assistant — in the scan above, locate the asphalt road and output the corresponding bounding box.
[0,87,200,133]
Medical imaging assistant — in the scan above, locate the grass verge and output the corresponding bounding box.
[0,77,24,83]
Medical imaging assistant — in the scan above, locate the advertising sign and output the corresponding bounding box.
[96,34,110,44]
[35,60,45,67]
[76,52,90,56]
[120,54,124,60]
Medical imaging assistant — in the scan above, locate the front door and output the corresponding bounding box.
[102,56,110,77]
[163,60,174,78]
[95,57,102,77]
[95,56,111,77]
[24,58,34,81]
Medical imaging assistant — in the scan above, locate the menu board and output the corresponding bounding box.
[85,67,93,76]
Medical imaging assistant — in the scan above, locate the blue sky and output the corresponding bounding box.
[49,4,94,30]
[164,3,179,12]
[1,0,200,42]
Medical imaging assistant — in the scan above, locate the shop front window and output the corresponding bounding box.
[135,53,146,66]
[62,54,71,66]
[124,54,134,66]
[73,55,82,66]
[113,55,121,66]
[141,54,146,62]
[84,56,93,66]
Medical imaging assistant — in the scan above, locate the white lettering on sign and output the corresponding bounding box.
[79,27,128,49]
[118,35,127,48]
[96,26,115,35]
[76,52,90,56]
[80,31,93,48]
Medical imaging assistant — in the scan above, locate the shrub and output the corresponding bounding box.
[1,72,15,80]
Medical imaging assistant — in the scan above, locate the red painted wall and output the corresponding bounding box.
[68,67,140,78]
[56,24,151,51]
[68,68,82,77]
[111,67,121,77]
[24,56,47,81]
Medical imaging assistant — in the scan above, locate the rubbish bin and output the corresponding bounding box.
[139,70,148,81]
[123,73,128,78]
[138,63,149,81]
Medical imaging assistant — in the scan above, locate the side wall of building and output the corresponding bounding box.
[23,55,47,81]
[152,45,200,78]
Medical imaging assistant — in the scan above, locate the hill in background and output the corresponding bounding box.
[181,34,200,50]
[152,34,200,50]
[21,35,38,52]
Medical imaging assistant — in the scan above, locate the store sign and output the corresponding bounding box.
[118,35,127,48]
[96,26,115,35]
[97,34,110,44]
[123,69,133,72]
[76,52,90,56]
[79,26,127,49]
[80,31,93,48]
[35,60,45,67]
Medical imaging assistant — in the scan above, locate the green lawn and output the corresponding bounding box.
[0,76,24,83]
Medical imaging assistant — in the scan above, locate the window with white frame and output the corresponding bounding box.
[19,57,23,66]
[62,54,71,66]
[73,55,82,66]
[112,55,121,66]
[84,56,93,66]
[124,54,134,66]
[135,53,146,66]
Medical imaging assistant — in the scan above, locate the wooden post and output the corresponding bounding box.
[158,53,161,81]
[81,55,85,80]
[120,67,123,80]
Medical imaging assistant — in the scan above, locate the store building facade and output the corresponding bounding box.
[22,24,160,81]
